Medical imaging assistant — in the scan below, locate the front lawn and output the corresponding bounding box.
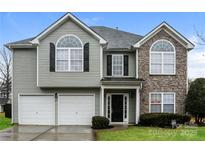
[96,126,205,141]
[0,113,12,130]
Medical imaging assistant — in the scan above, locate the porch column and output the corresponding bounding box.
[100,87,104,116]
[136,87,140,124]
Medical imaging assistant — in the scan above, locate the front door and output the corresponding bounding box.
[111,95,123,122]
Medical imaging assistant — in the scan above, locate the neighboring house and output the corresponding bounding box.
[5,13,194,125]
[0,102,4,112]
[0,86,9,113]
[0,98,7,113]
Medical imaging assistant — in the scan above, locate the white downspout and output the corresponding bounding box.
[136,87,140,124]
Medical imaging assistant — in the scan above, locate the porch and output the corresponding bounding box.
[100,77,143,124]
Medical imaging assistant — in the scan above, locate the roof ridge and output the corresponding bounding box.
[90,26,143,38]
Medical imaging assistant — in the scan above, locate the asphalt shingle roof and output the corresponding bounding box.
[101,77,144,81]
[6,26,143,50]
[6,37,35,46]
[90,26,143,50]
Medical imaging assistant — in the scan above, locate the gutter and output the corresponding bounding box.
[5,44,37,50]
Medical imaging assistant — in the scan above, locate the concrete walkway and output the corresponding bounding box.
[0,125,95,141]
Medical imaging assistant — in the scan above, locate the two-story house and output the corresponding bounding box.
[6,13,194,125]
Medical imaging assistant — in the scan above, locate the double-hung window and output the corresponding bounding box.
[56,35,83,72]
[112,54,123,76]
[150,40,175,75]
[150,92,175,113]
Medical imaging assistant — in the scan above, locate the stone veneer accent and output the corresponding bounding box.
[138,29,187,114]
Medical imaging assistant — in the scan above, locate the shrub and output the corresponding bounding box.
[92,116,110,129]
[185,78,205,123]
[139,113,191,127]
[4,104,11,118]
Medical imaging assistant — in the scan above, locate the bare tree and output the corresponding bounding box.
[194,27,205,59]
[195,26,205,45]
[0,47,11,101]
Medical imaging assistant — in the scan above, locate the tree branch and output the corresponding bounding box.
[194,26,205,45]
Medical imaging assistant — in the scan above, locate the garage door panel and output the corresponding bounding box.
[19,95,55,125]
[58,95,95,125]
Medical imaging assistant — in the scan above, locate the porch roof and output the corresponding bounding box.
[101,77,144,86]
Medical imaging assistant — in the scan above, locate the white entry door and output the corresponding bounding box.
[19,95,55,125]
[58,94,95,125]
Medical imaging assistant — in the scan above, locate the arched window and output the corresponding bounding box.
[56,35,83,72]
[150,40,175,74]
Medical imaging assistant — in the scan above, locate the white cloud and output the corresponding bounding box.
[188,35,205,79]
[83,16,103,25]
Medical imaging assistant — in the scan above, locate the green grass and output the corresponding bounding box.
[0,113,12,130]
[96,126,205,141]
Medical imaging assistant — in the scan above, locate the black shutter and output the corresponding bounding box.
[124,55,128,76]
[50,43,55,72]
[107,55,112,76]
[84,43,89,72]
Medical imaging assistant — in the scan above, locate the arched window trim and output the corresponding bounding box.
[149,39,176,75]
[150,39,175,52]
[55,34,84,72]
[56,34,83,48]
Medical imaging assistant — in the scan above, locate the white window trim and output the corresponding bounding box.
[56,34,83,48]
[55,34,84,72]
[149,39,176,75]
[112,54,124,77]
[149,92,176,113]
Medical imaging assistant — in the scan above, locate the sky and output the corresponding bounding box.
[0,12,205,79]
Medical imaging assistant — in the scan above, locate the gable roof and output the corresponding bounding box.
[91,26,142,50]
[134,22,195,50]
[5,14,194,51]
[6,26,143,50]
[31,13,107,45]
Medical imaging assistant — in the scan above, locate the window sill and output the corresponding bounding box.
[54,71,84,73]
[104,76,135,78]
[149,74,176,76]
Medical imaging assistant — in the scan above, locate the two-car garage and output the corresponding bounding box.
[18,94,95,125]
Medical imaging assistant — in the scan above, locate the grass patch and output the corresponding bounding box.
[0,112,12,130]
[96,126,205,141]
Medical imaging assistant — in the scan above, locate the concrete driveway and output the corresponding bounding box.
[0,125,95,141]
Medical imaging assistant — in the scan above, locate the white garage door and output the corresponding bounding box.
[58,94,95,125]
[19,95,55,125]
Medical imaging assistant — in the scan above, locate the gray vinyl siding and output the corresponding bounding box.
[38,19,101,87]
[103,51,136,77]
[12,19,138,124]
[12,49,100,123]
